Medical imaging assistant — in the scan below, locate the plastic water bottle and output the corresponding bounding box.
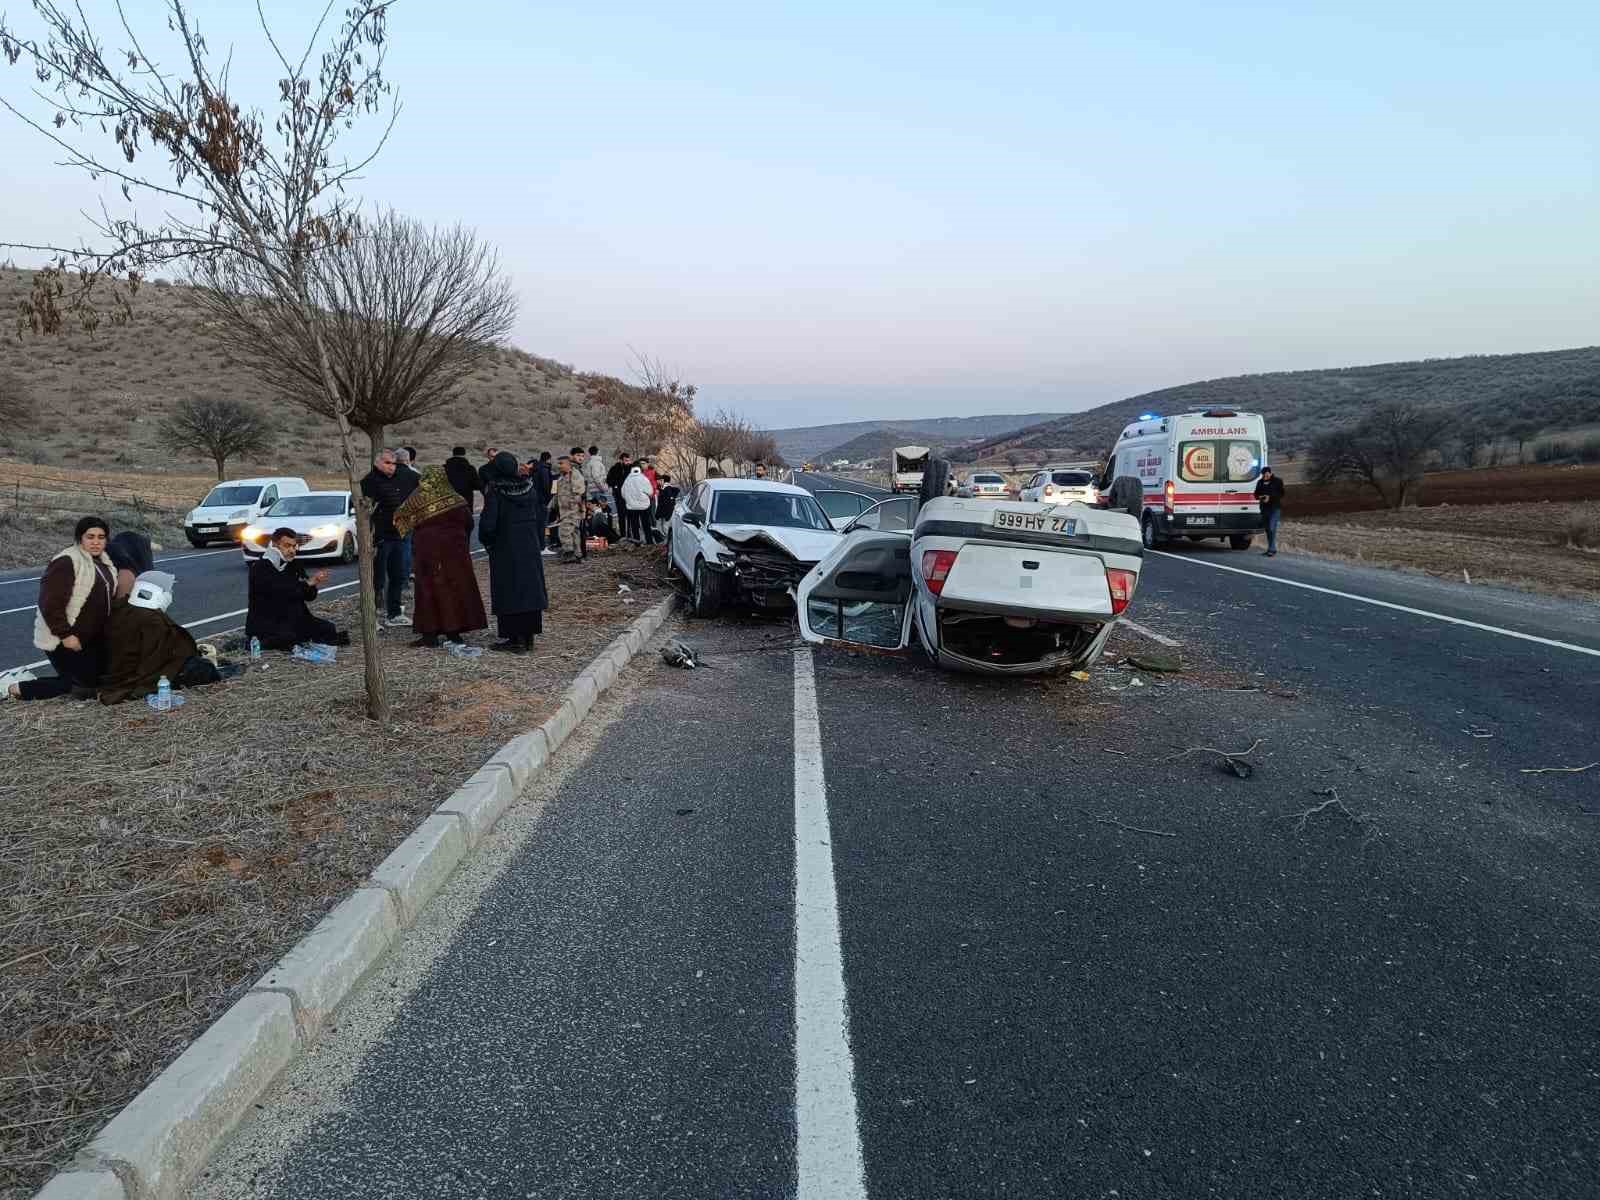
[156,676,171,711]
[248,637,261,662]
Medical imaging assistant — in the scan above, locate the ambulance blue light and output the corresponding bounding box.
[1138,412,1157,421]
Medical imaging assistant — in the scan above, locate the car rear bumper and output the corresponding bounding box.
[1156,512,1263,534]
[926,602,1114,675]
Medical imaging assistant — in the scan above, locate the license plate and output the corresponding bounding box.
[1188,516,1216,526]
[994,510,1077,535]
[198,526,220,533]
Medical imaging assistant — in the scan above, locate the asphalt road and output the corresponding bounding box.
[186,502,1599,1199]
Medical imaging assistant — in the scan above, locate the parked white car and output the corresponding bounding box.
[958,471,1010,499]
[667,479,845,616]
[238,491,358,563]
[1019,468,1098,506]
[796,482,1143,676]
[184,477,311,547]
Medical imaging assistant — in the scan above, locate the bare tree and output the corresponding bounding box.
[158,396,273,480]
[692,406,750,473]
[743,431,782,470]
[1309,402,1449,508]
[0,0,405,717]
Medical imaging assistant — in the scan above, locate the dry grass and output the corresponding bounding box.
[0,270,629,478]
[0,549,671,1197]
[1283,500,1600,596]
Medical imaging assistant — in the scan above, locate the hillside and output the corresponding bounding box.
[965,348,1600,462]
[0,269,634,476]
[773,412,1063,464]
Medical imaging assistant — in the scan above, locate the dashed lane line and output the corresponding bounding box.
[1117,617,1180,648]
[792,647,868,1200]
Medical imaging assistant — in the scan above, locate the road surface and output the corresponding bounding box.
[184,481,1599,1199]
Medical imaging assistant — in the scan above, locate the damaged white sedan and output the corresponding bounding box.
[795,491,1144,675]
[668,479,851,616]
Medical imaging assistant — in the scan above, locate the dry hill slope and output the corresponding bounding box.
[0,270,633,476]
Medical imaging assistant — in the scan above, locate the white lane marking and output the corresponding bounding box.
[1,604,36,616]
[1149,550,1600,659]
[792,648,868,1200]
[0,546,237,587]
[1117,617,1180,648]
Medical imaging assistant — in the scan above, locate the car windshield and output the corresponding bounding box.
[711,490,832,531]
[268,496,346,517]
[1051,471,1094,486]
[201,485,262,507]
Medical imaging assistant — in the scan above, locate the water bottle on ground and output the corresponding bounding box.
[249,636,261,662]
[445,641,482,659]
[155,676,171,710]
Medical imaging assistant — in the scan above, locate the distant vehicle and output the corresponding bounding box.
[238,491,358,563]
[1020,468,1098,505]
[1102,409,1268,550]
[958,471,1010,499]
[891,445,931,494]
[831,459,851,470]
[667,479,850,617]
[797,461,1143,676]
[184,477,310,547]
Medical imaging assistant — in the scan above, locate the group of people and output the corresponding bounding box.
[2,517,236,704]
[0,440,684,702]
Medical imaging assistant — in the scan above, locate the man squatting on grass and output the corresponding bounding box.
[245,528,350,651]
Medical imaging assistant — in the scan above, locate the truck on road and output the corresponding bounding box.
[892,445,931,494]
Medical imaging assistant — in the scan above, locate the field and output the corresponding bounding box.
[0,270,631,477]
[1284,500,1599,596]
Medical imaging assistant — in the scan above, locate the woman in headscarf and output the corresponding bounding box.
[2,516,116,701]
[478,451,548,655]
[395,466,487,649]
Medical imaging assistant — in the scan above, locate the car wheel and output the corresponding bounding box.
[340,533,357,564]
[1141,514,1163,550]
[1229,534,1253,550]
[1108,476,1144,519]
[919,459,951,506]
[692,559,724,618]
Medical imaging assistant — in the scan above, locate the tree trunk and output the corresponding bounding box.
[215,455,226,481]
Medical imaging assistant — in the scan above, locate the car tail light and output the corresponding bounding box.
[1106,568,1136,615]
[1163,480,1175,514]
[922,549,959,595]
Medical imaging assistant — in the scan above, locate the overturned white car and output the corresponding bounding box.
[668,479,863,616]
[795,480,1144,676]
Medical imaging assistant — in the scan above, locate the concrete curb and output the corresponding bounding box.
[40,595,679,1200]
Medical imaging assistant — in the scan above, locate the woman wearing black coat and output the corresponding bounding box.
[478,452,549,655]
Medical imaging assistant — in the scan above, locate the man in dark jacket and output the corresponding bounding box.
[606,451,633,526]
[443,446,481,506]
[1254,466,1285,557]
[246,529,349,649]
[360,449,418,623]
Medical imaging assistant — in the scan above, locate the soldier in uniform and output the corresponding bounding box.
[554,454,588,562]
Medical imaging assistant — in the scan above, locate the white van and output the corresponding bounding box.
[1103,409,1268,550]
[183,476,311,547]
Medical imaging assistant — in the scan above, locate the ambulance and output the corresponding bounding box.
[1103,409,1269,550]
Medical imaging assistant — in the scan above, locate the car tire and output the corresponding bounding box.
[1229,534,1253,550]
[692,559,725,618]
[1141,514,1165,550]
[1108,476,1144,519]
[919,459,951,506]
[340,533,357,564]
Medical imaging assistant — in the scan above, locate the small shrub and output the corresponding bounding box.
[1558,515,1598,549]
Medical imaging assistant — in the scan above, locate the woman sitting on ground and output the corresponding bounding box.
[98,571,232,704]
[244,528,350,651]
[394,466,487,649]
[2,516,117,702]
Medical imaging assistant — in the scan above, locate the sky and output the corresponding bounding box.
[1,1,1596,429]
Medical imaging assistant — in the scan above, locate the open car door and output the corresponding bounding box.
[811,489,878,531]
[795,531,914,652]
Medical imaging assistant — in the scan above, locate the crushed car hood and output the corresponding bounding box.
[708,524,840,562]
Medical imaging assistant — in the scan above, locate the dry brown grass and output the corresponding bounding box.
[1283,500,1600,596]
[0,550,671,1197]
[0,270,629,479]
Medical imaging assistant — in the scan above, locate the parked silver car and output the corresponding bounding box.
[1019,468,1099,506]
[957,471,1010,499]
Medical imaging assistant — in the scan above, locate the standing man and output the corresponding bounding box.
[478,446,500,492]
[1254,465,1285,557]
[606,451,633,529]
[584,444,608,502]
[360,449,419,625]
[444,445,481,506]
[555,454,587,562]
[753,462,768,480]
